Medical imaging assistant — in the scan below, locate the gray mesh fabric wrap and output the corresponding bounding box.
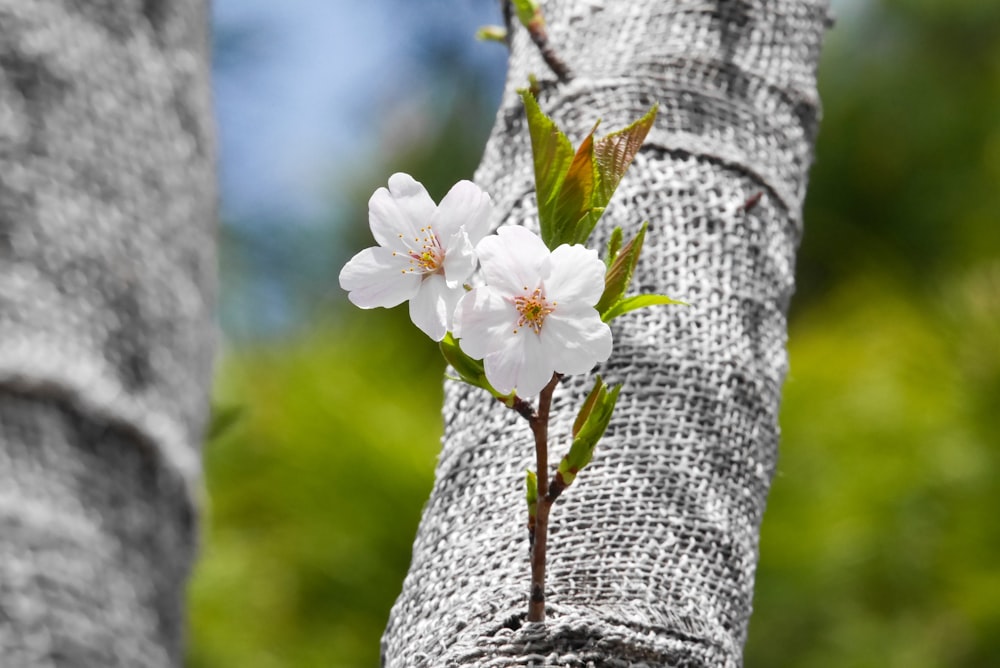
[383,1,828,666]
[0,1,214,664]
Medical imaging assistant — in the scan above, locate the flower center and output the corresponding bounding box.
[395,227,444,276]
[513,287,555,335]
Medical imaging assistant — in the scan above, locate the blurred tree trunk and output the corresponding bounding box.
[0,2,214,665]
[383,1,828,665]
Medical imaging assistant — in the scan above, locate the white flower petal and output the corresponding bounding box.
[441,229,476,287]
[433,180,492,243]
[544,244,607,306]
[484,333,553,397]
[477,226,549,297]
[540,309,613,375]
[339,246,421,308]
[408,273,459,341]
[368,173,436,251]
[454,288,517,359]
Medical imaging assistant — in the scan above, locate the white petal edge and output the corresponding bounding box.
[339,246,421,308]
[441,229,476,288]
[540,309,613,375]
[433,180,492,243]
[484,333,553,397]
[408,273,459,341]
[476,226,549,297]
[454,288,517,359]
[544,243,607,306]
[368,173,436,251]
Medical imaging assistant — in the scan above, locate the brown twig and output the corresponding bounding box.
[501,393,537,422]
[526,22,572,83]
[506,0,572,82]
[527,509,536,553]
[526,372,561,622]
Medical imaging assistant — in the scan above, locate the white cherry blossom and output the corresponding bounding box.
[339,173,492,340]
[454,225,613,396]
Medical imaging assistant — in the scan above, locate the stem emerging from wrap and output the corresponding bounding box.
[527,373,561,622]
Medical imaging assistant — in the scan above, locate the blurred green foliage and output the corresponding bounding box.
[747,269,1000,667]
[189,1,1000,666]
[794,1,1000,306]
[746,2,1000,665]
[188,311,443,668]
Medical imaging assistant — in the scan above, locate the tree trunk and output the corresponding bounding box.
[383,1,829,665]
[0,2,214,665]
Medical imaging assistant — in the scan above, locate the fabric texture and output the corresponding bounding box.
[0,1,215,664]
[383,1,829,665]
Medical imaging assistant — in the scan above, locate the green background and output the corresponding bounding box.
[188,2,1000,666]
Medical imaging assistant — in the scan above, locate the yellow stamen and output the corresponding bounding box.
[513,287,555,334]
[394,226,444,276]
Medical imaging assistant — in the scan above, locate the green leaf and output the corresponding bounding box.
[596,222,648,316]
[557,382,620,487]
[572,207,606,246]
[549,124,600,246]
[525,469,539,518]
[572,375,605,438]
[602,294,687,322]
[440,333,483,382]
[605,227,624,268]
[475,25,508,42]
[520,97,657,249]
[575,382,620,447]
[592,104,658,209]
[519,89,574,248]
[527,73,541,98]
[511,0,541,27]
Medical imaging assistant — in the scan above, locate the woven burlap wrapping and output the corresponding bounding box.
[383,2,829,666]
[0,2,214,664]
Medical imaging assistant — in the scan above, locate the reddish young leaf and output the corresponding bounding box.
[592,104,658,209]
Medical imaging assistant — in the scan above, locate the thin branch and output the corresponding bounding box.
[505,0,572,82]
[526,22,572,83]
[501,393,537,422]
[527,372,561,622]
